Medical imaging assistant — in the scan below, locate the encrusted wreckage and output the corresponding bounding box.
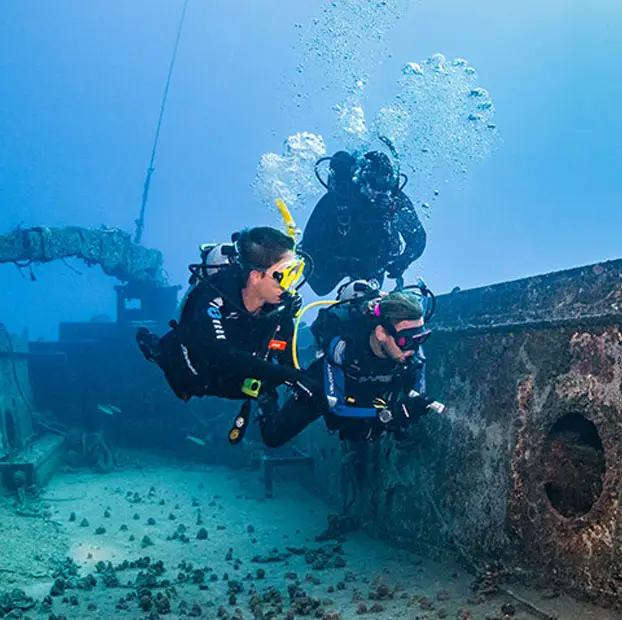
[0,225,172,490]
[295,258,622,609]
[0,225,166,284]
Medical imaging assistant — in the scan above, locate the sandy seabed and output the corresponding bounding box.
[0,452,618,620]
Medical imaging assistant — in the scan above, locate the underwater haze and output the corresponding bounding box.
[1,0,622,338]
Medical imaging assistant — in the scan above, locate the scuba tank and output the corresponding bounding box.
[175,238,240,321]
[190,239,239,285]
[335,279,380,302]
[309,281,383,353]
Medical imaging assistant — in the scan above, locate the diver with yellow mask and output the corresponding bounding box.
[136,225,324,421]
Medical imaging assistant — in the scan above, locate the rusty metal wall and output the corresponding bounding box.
[0,326,35,457]
[294,258,622,606]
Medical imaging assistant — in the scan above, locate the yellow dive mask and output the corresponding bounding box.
[271,256,306,291]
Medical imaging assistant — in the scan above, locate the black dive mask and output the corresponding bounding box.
[365,171,396,193]
[358,151,398,194]
[383,323,432,351]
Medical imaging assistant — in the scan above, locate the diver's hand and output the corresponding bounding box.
[386,393,435,425]
[406,391,446,416]
[406,393,436,417]
[281,291,303,316]
[284,373,325,410]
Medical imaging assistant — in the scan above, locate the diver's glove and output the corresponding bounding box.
[380,392,437,427]
[404,391,446,417]
[283,291,303,316]
[136,328,163,364]
[403,393,436,418]
[282,370,326,410]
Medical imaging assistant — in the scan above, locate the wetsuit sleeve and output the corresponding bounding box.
[397,357,427,396]
[274,317,297,369]
[394,191,427,266]
[190,295,298,387]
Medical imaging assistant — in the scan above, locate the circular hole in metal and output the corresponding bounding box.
[542,413,606,518]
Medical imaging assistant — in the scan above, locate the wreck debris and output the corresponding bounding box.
[0,225,166,284]
[502,588,557,620]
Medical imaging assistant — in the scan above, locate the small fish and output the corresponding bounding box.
[96,404,120,416]
[186,435,206,447]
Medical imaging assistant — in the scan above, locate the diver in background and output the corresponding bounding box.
[300,150,427,296]
[136,227,323,410]
[259,283,444,447]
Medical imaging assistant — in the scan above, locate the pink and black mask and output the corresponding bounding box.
[388,324,432,351]
[373,303,432,351]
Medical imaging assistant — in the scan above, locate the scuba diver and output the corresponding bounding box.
[258,280,445,447]
[300,149,427,296]
[136,225,325,440]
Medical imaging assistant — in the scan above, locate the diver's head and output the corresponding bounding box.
[238,227,301,308]
[368,291,430,363]
[356,151,398,204]
[326,151,357,193]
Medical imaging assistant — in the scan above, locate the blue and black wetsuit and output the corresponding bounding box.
[259,307,427,446]
[321,332,426,441]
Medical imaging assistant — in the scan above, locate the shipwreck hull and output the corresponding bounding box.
[296,258,622,606]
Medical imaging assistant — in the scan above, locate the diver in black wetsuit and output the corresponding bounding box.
[300,150,427,296]
[136,227,323,412]
[259,284,444,447]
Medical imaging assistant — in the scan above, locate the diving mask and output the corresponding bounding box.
[383,323,431,351]
[271,256,306,291]
[357,151,398,197]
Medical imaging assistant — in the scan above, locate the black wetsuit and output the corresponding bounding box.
[301,188,426,296]
[259,308,427,447]
[150,265,299,402]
